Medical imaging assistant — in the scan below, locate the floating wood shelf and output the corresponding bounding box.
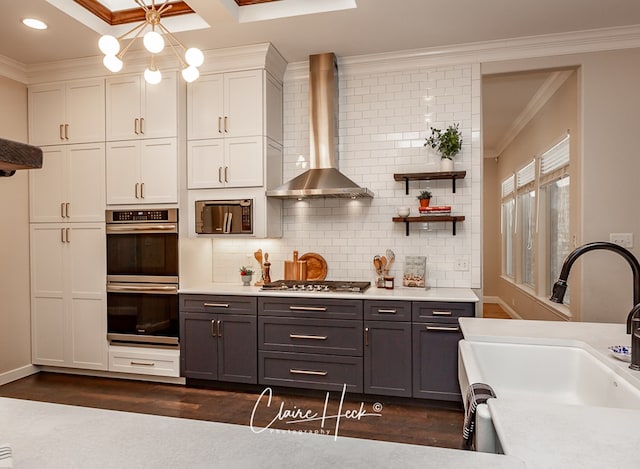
[392,215,465,236]
[393,171,467,194]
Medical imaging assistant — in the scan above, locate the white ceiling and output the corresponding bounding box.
[2,0,640,154]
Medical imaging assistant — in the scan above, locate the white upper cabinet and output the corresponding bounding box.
[106,72,178,141]
[29,79,105,146]
[106,138,178,205]
[187,70,263,140]
[29,143,106,223]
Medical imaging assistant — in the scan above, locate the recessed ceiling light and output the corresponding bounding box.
[22,18,48,30]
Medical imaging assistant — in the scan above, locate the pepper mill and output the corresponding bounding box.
[262,253,271,285]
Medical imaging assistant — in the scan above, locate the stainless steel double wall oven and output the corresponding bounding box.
[106,209,179,347]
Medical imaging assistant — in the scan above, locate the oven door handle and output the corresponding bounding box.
[107,284,178,295]
[106,224,178,234]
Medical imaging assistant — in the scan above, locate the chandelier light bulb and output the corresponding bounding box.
[181,66,200,83]
[143,30,165,54]
[103,55,123,73]
[144,67,162,85]
[185,48,204,67]
[99,35,120,56]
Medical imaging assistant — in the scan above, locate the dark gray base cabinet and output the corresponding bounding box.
[180,295,257,384]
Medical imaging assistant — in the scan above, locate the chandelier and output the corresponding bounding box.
[98,0,204,84]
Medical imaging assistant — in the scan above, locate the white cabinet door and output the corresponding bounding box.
[106,75,142,141]
[28,84,66,146]
[187,73,224,140]
[106,141,141,205]
[225,136,263,187]
[30,144,105,223]
[224,70,263,138]
[140,138,178,204]
[143,72,178,139]
[30,223,107,369]
[66,79,105,144]
[106,73,178,141]
[187,139,225,189]
[29,79,105,146]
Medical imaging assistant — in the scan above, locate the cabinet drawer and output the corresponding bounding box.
[180,294,257,315]
[364,300,411,321]
[412,301,474,322]
[259,351,362,392]
[108,346,180,377]
[259,297,362,319]
[259,317,362,356]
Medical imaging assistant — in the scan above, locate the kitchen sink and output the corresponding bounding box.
[458,340,640,453]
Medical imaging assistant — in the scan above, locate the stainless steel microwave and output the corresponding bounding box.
[195,199,253,234]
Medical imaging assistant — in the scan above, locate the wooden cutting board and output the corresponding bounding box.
[299,252,327,281]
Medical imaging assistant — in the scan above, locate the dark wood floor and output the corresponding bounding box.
[0,372,465,449]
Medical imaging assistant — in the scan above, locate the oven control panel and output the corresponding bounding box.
[107,209,178,223]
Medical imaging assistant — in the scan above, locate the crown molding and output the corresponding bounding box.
[7,23,640,85]
[491,70,574,158]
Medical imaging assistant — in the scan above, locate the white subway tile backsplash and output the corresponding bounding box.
[211,61,480,288]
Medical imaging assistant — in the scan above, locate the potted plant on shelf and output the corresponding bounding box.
[424,123,462,171]
[416,190,432,208]
[239,266,254,286]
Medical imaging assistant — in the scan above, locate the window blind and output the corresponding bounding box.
[541,135,570,175]
[517,159,536,188]
[501,175,514,198]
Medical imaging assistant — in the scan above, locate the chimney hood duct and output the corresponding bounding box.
[267,53,373,199]
[0,137,43,177]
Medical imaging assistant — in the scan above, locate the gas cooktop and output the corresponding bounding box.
[260,280,371,293]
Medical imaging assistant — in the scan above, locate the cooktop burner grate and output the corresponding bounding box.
[260,280,371,293]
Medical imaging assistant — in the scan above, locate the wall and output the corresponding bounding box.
[0,76,32,379]
[484,47,640,325]
[207,60,482,289]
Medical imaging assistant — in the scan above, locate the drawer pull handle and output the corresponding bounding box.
[377,309,397,314]
[203,303,229,308]
[130,361,155,366]
[432,311,453,316]
[289,306,328,312]
[289,334,328,340]
[289,369,328,376]
[426,325,460,332]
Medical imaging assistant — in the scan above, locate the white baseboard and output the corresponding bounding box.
[39,366,186,385]
[0,364,40,386]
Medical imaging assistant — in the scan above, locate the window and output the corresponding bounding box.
[500,134,571,309]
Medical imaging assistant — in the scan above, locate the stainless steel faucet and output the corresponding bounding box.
[549,241,640,370]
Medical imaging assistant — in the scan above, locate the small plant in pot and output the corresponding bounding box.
[417,190,432,208]
[239,266,254,286]
[424,123,462,171]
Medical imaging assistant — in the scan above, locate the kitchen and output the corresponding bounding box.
[2,1,640,467]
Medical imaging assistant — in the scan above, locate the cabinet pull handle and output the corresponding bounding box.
[203,303,229,308]
[135,183,140,199]
[130,361,155,366]
[60,202,65,218]
[224,166,228,183]
[289,369,328,376]
[218,116,222,133]
[217,320,222,337]
[211,320,216,337]
[60,228,65,243]
[65,202,70,218]
[224,116,228,133]
[134,118,139,134]
[59,124,64,140]
[289,334,328,340]
[218,166,223,183]
[425,325,460,332]
[140,117,144,134]
[377,308,397,314]
[140,182,145,199]
[65,228,70,243]
[365,327,369,346]
[289,306,328,312]
[64,124,69,140]
[432,311,453,316]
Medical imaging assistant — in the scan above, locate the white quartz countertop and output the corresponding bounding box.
[460,317,640,468]
[179,283,479,302]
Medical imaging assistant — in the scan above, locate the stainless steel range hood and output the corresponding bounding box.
[267,53,373,199]
[0,137,43,177]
